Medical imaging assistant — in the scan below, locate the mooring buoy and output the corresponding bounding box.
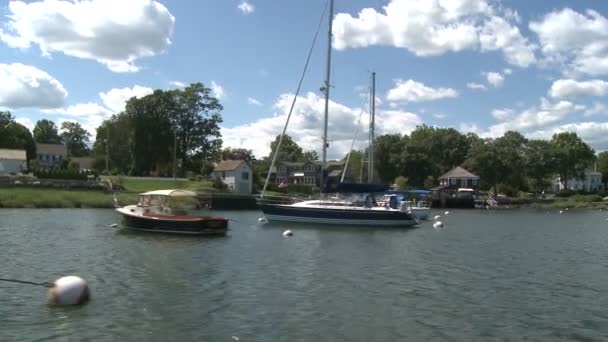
[283,230,293,237]
[47,276,90,306]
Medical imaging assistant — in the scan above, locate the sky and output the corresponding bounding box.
[1,0,608,159]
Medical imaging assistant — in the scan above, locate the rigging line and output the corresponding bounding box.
[260,0,330,199]
[0,278,51,287]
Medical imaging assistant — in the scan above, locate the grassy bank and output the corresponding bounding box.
[121,178,215,193]
[0,188,138,208]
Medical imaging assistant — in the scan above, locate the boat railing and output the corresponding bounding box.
[256,194,311,205]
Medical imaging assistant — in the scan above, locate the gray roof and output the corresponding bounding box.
[214,160,249,171]
[439,166,479,179]
[36,143,67,155]
[0,149,26,160]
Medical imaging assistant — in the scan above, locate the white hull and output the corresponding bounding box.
[264,214,418,227]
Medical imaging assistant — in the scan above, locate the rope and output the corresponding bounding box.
[0,278,52,287]
[260,0,329,199]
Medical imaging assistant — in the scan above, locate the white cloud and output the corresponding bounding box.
[528,122,608,151]
[549,79,608,99]
[433,113,446,119]
[0,0,175,72]
[491,108,513,121]
[43,102,113,140]
[210,81,225,99]
[169,81,186,88]
[484,98,585,137]
[503,68,512,75]
[237,1,255,15]
[332,0,535,67]
[584,102,607,117]
[15,117,34,131]
[247,97,262,106]
[530,8,608,76]
[222,92,423,158]
[0,62,67,109]
[460,122,481,134]
[386,79,458,102]
[99,85,153,113]
[484,71,504,87]
[466,82,486,90]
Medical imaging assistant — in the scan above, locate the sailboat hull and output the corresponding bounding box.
[260,204,419,227]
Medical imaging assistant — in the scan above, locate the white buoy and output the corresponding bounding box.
[559,210,563,214]
[109,223,118,228]
[434,215,441,220]
[283,230,293,237]
[444,211,450,215]
[47,276,90,306]
[258,217,267,223]
[565,208,569,211]
[433,221,444,229]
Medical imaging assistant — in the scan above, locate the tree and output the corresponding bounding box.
[33,119,62,144]
[269,134,303,162]
[172,83,223,172]
[221,147,254,162]
[494,131,527,192]
[303,150,319,161]
[464,138,502,196]
[60,121,91,157]
[598,151,608,185]
[551,132,595,190]
[393,176,410,190]
[524,140,555,194]
[373,134,404,183]
[0,111,36,165]
[93,114,132,174]
[342,150,366,182]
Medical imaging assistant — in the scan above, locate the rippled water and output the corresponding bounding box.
[2,208,608,341]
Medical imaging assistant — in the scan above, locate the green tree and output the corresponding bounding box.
[494,131,527,192]
[0,111,36,165]
[60,121,91,157]
[551,132,595,190]
[33,119,62,144]
[221,147,254,162]
[269,134,303,162]
[93,114,132,174]
[524,140,555,194]
[303,150,319,161]
[393,176,410,190]
[597,151,608,185]
[464,138,502,196]
[373,134,404,183]
[342,150,366,182]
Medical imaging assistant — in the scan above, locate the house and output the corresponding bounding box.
[270,160,349,187]
[36,143,67,169]
[432,166,480,197]
[0,149,27,174]
[71,157,95,172]
[211,160,253,194]
[553,171,604,193]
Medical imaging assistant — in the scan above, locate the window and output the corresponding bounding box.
[222,171,226,178]
[228,183,234,190]
[304,177,316,185]
[306,164,315,172]
[242,172,249,180]
[472,179,478,185]
[279,166,287,173]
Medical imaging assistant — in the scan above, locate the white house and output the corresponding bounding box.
[0,149,27,174]
[553,171,604,193]
[211,160,253,194]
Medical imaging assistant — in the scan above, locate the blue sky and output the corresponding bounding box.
[1,0,607,158]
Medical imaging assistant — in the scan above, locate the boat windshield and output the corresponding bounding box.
[137,195,167,207]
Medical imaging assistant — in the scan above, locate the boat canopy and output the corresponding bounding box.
[140,189,197,197]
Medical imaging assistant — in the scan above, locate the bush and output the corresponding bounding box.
[570,194,602,202]
[497,183,518,197]
[286,184,315,194]
[34,169,96,181]
[212,177,227,190]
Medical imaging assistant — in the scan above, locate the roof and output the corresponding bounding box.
[140,189,197,197]
[214,160,248,171]
[439,166,478,179]
[0,149,26,160]
[36,143,67,155]
[328,169,342,177]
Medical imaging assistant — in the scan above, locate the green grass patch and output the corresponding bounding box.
[121,178,215,193]
[0,188,138,208]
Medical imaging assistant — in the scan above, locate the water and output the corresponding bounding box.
[1,208,608,341]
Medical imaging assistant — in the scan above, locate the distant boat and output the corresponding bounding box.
[115,189,228,235]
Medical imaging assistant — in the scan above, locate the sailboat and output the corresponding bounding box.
[258,0,418,227]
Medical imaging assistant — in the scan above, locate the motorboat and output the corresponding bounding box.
[115,189,228,235]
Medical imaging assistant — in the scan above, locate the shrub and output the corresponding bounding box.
[212,177,227,190]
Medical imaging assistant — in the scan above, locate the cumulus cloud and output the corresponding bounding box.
[484,71,505,87]
[169,81,186,88]
[15,116,34,131]
[528,122,608,151]
[530,8,608,76]
[247,97,262,106]
[0,62,67,109]
[211,81,225,99]
[483,98,585,137]
[333,0,535,67]
[491,108,513,121]
[584,103,607,117]
[386,79,458,102]
[0,0,175,72]
[237,1,255,15]
[222,92,423,158]
[466,82,486,90]
[44,102,113,139]
[99,85,153,113]
[549,79,608,99]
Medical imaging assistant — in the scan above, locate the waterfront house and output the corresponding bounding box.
[436,166,480,192]
[270,160,349,187]
[552,171,604,193]
[0,149,27,174]
[36,143,67,169]
[211,160,253,194]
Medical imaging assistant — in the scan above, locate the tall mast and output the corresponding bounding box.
[321,0,334,191]
[369,72,376,183]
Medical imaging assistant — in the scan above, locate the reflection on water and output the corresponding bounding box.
[1,208,608,340]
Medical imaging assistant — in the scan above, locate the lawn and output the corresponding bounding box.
[0,188,138,208]
[117,178,216,193]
